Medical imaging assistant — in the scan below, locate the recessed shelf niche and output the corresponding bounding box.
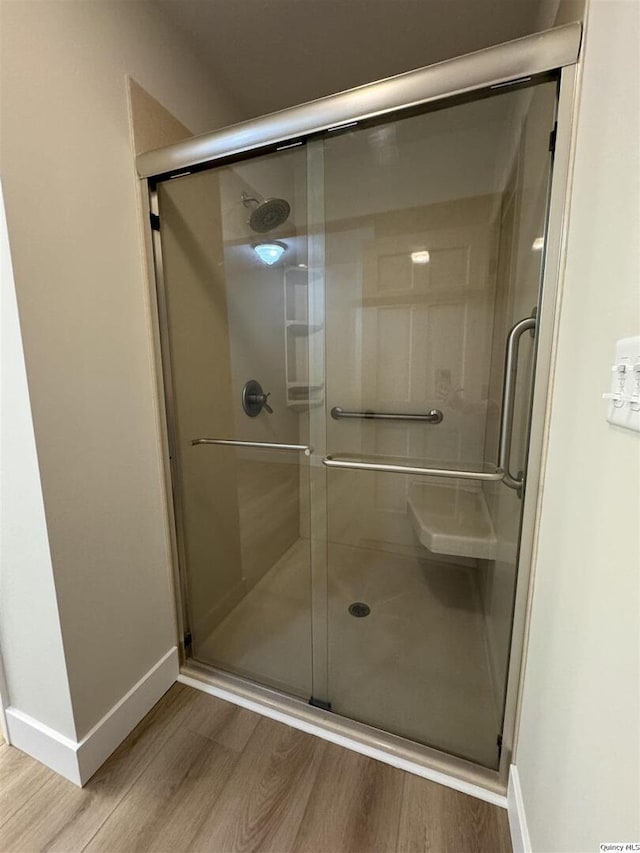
[283,266,323,410]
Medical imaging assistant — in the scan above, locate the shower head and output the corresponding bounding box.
[241,192,290,233]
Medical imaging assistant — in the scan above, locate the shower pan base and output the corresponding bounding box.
[195,539,500,768]
[177,660,508,808]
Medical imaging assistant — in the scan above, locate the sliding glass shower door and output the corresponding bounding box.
[158,146,314,699]
[155,76,558,770]
[319,80,557,768]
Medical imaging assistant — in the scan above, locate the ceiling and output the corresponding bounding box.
[156,0,561,120]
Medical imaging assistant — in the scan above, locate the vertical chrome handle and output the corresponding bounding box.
[498,315,536,492]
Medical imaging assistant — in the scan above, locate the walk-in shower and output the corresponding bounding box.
[139,24,580,795]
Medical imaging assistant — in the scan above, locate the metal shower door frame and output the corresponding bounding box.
[138,24,580,180]
[141,25,582,797]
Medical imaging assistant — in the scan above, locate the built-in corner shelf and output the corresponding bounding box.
[286,321,323,336]
[407,481,497,561]
[283,266,324,411]
[285,382,324,411]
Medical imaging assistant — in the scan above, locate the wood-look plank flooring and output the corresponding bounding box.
[0,685,512,853]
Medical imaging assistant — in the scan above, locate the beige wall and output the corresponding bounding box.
[515,1,640,848]
[0,0,242,738]
[128,78,191,156]
[0,181,77,739]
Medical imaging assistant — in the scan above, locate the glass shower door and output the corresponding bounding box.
[155,75,559,772]
[319,80,558,768]
[157,145,315,699]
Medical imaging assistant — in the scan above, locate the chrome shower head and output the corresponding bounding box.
[241,192,290,233]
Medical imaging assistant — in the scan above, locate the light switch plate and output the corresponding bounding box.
[606,336,640,433]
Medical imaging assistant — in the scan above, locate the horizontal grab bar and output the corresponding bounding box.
[325,313,535,485]
[192,438,312,456]
[323,455,504,481]
[331,407,443,423]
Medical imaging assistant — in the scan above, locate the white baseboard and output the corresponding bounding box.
[4,709,83,784]
[5,646,178,786]
[508,764,531,853]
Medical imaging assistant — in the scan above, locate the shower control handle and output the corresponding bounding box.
[249,391,273,414]
[242,379,273,416]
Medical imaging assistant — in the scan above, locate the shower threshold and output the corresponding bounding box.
[177,659,507,808]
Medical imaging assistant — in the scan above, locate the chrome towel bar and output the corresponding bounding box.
[191,438,312,456]
[331,407,443,423]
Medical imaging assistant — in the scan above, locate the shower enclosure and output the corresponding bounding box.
[139,24,580,792]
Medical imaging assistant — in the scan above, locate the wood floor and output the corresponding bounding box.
[0,684,512,853]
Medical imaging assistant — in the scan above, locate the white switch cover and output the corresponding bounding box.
[605,336,640,433]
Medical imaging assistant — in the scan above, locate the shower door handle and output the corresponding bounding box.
[498,314,537,493]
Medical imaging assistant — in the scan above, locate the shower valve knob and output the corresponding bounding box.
[256,392,273,414]
[242,380,274,416]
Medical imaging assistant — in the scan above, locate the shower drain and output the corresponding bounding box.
[348,602,370,618]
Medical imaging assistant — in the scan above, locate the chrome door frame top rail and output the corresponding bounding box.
[331,406,443,423]
[323,456,504,481]
[136,24,580,179]
[192,438,312,455]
